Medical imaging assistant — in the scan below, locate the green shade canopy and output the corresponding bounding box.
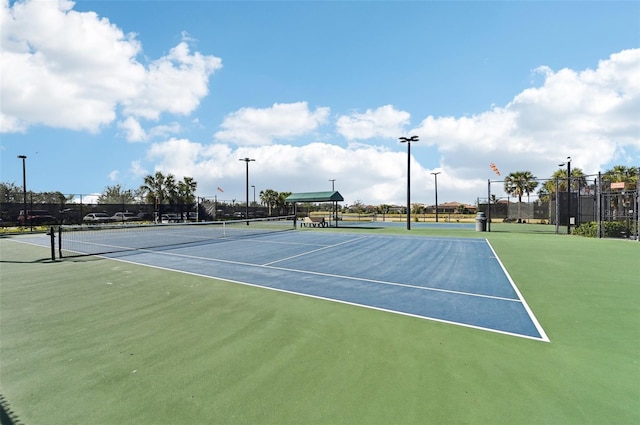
[285,191,344,203]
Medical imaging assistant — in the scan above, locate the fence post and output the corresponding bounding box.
[596,172,602,238]
[636,167,640,242]
[555,177,560,234]
[487,179,491,232]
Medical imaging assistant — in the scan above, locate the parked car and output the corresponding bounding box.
[18,210,56,225]
[111,212,141,222]
[161,213,179,223]
[82,212,113,224]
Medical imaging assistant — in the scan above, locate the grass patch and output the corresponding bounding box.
[1,229,638,424]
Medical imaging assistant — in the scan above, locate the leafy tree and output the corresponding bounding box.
[0,182,22,203]
[411,203,424,216]
[97,184,136,204]
[504,171,539,221]
[351,200,367,214]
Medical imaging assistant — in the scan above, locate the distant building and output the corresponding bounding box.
[424,202,477,214]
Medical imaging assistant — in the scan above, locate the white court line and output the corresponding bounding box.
[100,253,548,342]
[262,235,369,266]
[25,232,549,342]
[484,239,550,342]
[128,242,522,303]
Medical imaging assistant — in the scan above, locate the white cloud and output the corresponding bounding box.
[118,117,147,142]
[336,105,411,140]
[129,160,148,180]
[122,41,222,120]
[141,49,639,205]
[214,102,330,145]
[142,138,423,205]
[413,48,640,186]
[0,0,221,133]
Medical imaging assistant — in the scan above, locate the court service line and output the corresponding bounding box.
[143,247,521,303]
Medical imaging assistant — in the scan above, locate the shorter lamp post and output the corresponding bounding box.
[431,171,441,223]
[559,157,571,234]
[18,155,27,226]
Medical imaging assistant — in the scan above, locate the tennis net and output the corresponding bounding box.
[56,215,296,258]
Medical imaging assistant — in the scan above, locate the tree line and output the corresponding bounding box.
[1,165,637,209]
[501,165,638,204]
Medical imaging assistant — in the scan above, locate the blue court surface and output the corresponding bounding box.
[21,230,549,341]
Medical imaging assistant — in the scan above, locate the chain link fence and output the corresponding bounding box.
[0,195,276,227]
[478,173,639,239]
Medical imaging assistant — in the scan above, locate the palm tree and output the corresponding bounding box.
[177,177,197,205]
[277,191,292,215]
[259,189,279,216]
[176,177,197,219]
[504,171,539,222]
[140,171,175,220]
[538,167,588,206]
[603,165,639,190]
[603,166,639,219]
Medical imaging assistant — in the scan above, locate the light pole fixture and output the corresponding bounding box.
[239,158,255,223]
[559,157,571,234]
[431,171,441,223]
[329,179,335,191]
[17,155,27,225]
[399,135,419,230]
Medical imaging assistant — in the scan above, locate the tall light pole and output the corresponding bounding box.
[559,157,571,234]
[239,158,255,223]
[399,135,419,230]
[17,155,27,225]
[431,171,441,223]
[329,179,335,191]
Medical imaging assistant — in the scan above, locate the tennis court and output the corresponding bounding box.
[26,219,547,341]
[1,222,638,425]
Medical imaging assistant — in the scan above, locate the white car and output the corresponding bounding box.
[83,212,113,224]
[111,212,140,222]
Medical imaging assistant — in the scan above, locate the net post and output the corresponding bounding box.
[49,226,56,261]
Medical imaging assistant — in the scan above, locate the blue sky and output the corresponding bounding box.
[1,0,639,206]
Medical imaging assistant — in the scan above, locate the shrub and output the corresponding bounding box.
[573,222,598,237]
[573,221,634,238]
